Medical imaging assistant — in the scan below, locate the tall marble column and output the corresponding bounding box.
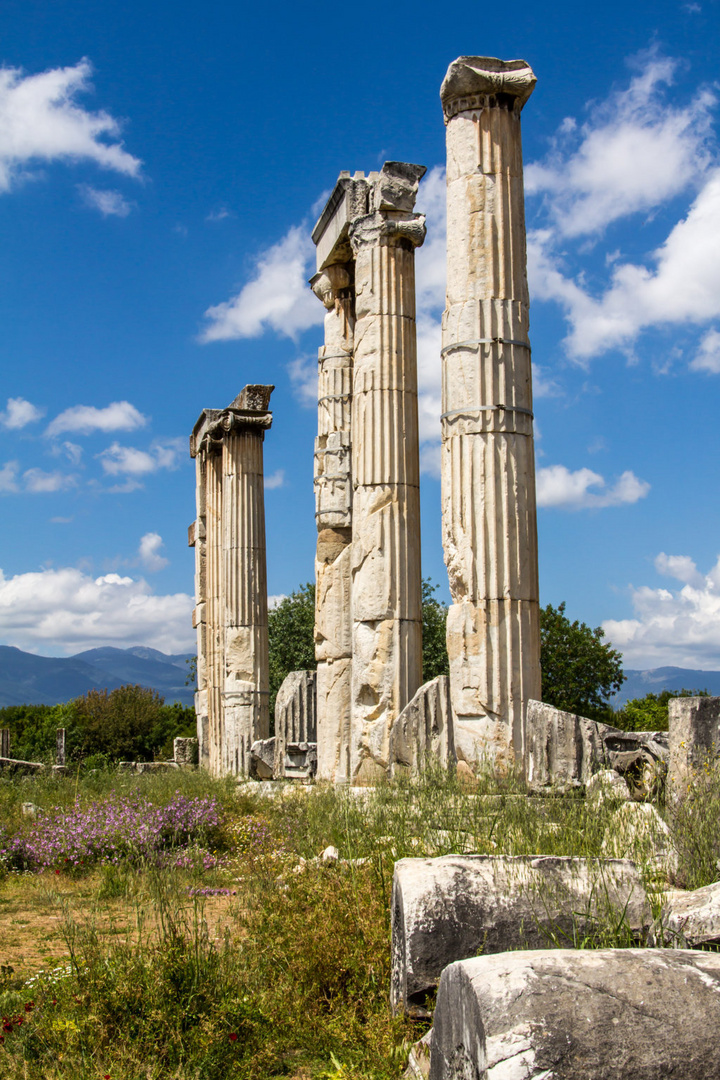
[189,385,273,777]
[439,57,541,770]
[349,163,426,782]
[311,262,355,783]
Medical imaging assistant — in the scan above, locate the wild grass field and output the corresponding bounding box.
[1,762,719,1079]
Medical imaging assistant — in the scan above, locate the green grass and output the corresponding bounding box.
[0,760,719,1078]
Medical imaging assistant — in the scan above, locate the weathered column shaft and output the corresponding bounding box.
[440,57,541,768]
[190,385,273,777]
[312,264,354,783]
[221,428,270,775]
[349,183,425,782]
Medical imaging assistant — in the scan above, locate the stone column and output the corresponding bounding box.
[349,163,426,782]
[439,57,541,771]
[311,262,355,783]
[190,385,273,776]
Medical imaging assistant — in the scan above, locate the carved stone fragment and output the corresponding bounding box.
[273,670,317,778]
[429,948,720,1080]
[391,854,650,1015]
[390,675,456,777]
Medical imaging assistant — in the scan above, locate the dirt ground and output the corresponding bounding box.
[0,872,239,979]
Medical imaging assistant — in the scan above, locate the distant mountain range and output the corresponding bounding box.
[0,645,195,707]
[1,646,719,711]
[612,667,720,706]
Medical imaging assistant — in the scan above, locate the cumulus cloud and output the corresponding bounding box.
[536,464,650,510]
[690,327,720,373]
[529,171,720,361]
[526,52,716,238]
[46,400,148,437]
[138,532,168,572]
[264,469,285,490]
[23,468,76,493]
[287,354,318,407]
[98,438,184,477]
[604,554,720,668]
[200,225,321,342]
[0,397,44,429]
[0,58,141,193]
[0,566,193,653]
[78,184,132,217]
[0,462,19,493]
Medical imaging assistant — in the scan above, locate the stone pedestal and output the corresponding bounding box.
[439,57,541,770]
[311,163,426,783]
[189,385,273,777]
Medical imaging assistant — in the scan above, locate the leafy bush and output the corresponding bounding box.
[614,688,710,732]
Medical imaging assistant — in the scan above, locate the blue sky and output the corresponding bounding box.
[0,0,719,670]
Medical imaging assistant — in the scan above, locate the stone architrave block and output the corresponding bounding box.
[273,670,317,778]
[653,879,720,948]
[390,854,649,1015]
[668,695,720,805]
[429,948,720,1080]
[525,700,668,792]
[389,675,456,776]
[173,737,199,766]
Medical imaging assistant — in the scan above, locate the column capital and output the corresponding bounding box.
[440,56,536,123]
[190,384,274,457]
[310,264,351,309]
[349,212,426,253]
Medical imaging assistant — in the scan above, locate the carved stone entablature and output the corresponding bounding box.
[440,56,536,122]
[349,212,426,253]
[190,384,274,458]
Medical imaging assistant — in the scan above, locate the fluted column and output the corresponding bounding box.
[311,264,355,783]
[440,57,541,770]
[349,166,426,782]
[190,385,273,777]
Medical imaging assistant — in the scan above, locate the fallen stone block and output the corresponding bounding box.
[250,737,276,780]
[525,700,668,796]
[429,948,720,1079]
[585,768,631,805]
[652,878,720,948]
[601,801,678,879]
[0,756,45,774]
[391,854,650,1015]
[174,736,199,766]
[389,675,455,777]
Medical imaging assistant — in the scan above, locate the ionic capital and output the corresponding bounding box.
[310,264,351,310]
[190,385,274,457]
[440,56,536,123]
[349,212,426,253]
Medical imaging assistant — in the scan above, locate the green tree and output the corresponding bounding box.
[540,601,625,721]
[614,687,710,732]
[421,577,449,682]
[268,583,317,723]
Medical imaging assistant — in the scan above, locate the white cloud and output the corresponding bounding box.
[604,554,720,668]
[59,441,83,465]
[536,464,650,510]
[200,225,321,342]
[0,58,141,194]
[138,532,168,572]
[654,551,705,588]
[0,566,193,653]
[0,462,19,493]
[287,354,318,408]
[526,52,716,238]
[78,184,132,217]
[206,207,231,222]
[690,327,720,373]
[23,468,76,493]
[268,594,286,610]
[47,400,148,437]
[98,438,184,477]
[0,397,45,429]
[529,170,720,361]
[264,469,285,490]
